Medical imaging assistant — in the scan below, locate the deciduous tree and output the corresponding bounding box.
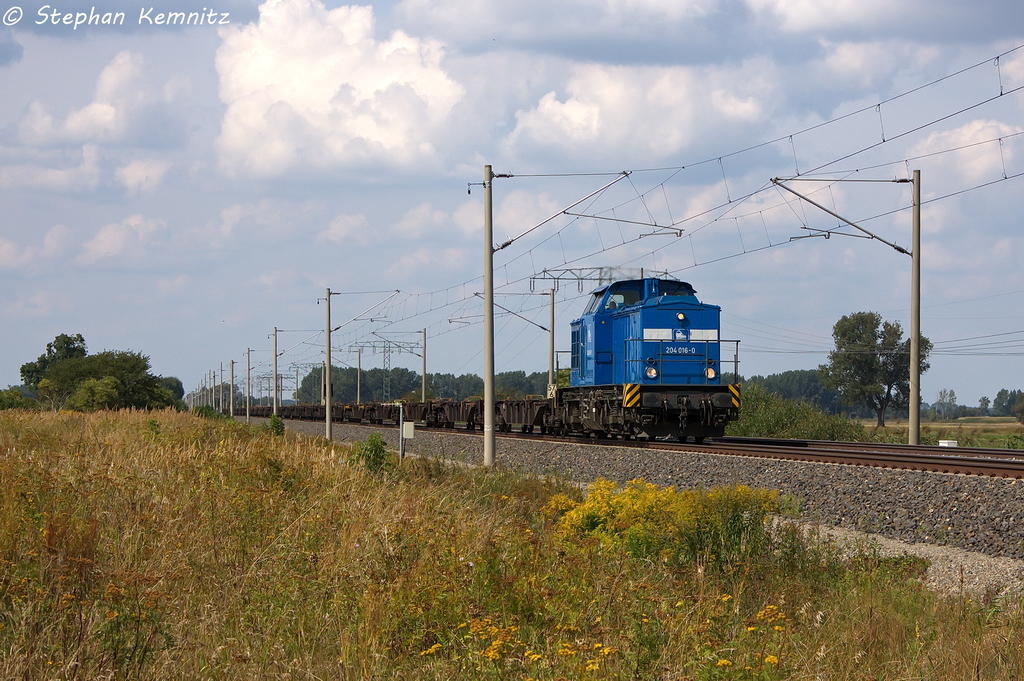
[20,333,87,388]
[818,311,932,427]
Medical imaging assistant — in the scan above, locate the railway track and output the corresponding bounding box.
[280,417,1024,479]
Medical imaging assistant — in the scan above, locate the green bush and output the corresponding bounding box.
[350,432,391,472]
[268,414,285,436]
[67,376,120,411]
[0,387,36,411]
[192,405,232,420]
[728,384,864,441]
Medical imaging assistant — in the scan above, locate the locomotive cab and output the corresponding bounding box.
[570,278,723,388]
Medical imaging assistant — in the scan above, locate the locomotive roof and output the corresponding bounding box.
[588,278,697,296]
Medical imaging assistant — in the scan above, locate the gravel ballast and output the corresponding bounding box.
[263,419,1024,594]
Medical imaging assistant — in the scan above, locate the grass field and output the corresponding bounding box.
[2,410,1024,679]
[860,417,1024,448]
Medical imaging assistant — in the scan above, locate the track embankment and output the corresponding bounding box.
[260,418,1024,565]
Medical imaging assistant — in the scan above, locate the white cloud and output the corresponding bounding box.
[746,0,895,32]
[452,200,481,236]
[41,224,72,258]
[0,238,30,269]
[318,213,371,243]
[386,246,468,277]
[391,203,447,238]
[116,159,172,195]
[215,0,464,176]
[216,200,280,238]
[604,0,718,21]
[506,60,776,159]
[494,191,562,240]
[0,224,72,270]
[1,290,57,318]
[513,91,601,145]
[909,119,1024,185]
[19,51,145,145]
[816,41,941,89]
[77,214,165,264]
[0,144,100,191]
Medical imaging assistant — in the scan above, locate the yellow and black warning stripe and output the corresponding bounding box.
[728,384,741,408]
[623,383,640,408]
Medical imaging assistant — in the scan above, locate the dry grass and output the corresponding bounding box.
[2,410,1024,679]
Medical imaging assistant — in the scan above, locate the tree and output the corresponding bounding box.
[20,333,87,388]
[1014,397,1024,424]
[40,351,176,411]
[994,389,1023,417]
[979,396,990,415]
[935,389,957,420]
[818,311,932,427]
[158,376,185,400]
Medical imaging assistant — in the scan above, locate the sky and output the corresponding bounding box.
[2,0,1024,408]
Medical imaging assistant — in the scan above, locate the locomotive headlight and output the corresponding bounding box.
[676,313,686,322]
[705,367,717,379]
[645,366,658,379]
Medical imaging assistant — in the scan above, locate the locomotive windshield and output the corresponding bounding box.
[582,279,697,314]
[604,282,642,309]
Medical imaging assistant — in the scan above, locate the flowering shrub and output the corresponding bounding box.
[549,479,778,567]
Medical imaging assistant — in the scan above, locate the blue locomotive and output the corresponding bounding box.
[559,277,740,441]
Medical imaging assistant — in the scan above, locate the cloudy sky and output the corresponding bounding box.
[2,0,1024,407]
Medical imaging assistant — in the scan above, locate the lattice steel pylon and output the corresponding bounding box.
[350,333,422,403]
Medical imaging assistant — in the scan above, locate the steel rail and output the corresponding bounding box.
[274,416,1024,479]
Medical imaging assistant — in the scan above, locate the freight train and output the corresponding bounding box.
[249,277,741,442]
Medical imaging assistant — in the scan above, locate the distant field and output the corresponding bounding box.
[954,416,1020,425]
[858,417,1024,448]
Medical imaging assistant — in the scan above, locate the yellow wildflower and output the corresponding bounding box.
[420,643,442,656]
[764,655,779,665]
[717,659,733,667]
